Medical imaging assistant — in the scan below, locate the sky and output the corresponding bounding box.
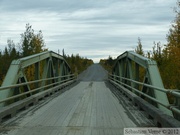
[0,0,177,62]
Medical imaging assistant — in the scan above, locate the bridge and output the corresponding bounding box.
[0,51,180,135]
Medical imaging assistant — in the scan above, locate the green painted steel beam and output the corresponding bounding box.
[116,51,157,68]
[0,51,72,107]
[113,51,173,116]
[19,51,64,68]
[147,64,172,115]
[0,64,21,107]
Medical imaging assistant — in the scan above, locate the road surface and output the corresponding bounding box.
[0,64,154,135]
[78,64,108,81]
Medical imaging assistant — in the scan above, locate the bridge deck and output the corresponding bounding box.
[0,65,154,135]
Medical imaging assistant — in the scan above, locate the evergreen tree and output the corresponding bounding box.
[7,39,19,60]
[135,37,144,56]
[152,42,163,66]
[62,49,65,57]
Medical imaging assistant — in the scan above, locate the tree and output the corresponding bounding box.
[7,39,19,60]
[64,51,94,74]
[1,47,10,74]
[20,24,46,57]
[135,37,144,56]
[151,42,163,66]
[0,24,47,86]
[99,56,115,72]
[62,49,65,57]
[31,30,46,54]
[19,24,47,85]
[163,1,180,89]
[131,1,180,90]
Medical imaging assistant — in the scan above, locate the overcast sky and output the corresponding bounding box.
[0,0,176,62]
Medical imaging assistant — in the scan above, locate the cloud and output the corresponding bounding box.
[0,0,176,62]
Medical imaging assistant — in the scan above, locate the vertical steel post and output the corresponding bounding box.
[173,96,180,120]
[35,62,40,88]
[135,63,139,90]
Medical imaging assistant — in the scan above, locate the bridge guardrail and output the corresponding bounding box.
[109,73,180,121]
[0,51,77,122]
[0,51,74,107]
[0,74,76,122]
[0,74,76,104]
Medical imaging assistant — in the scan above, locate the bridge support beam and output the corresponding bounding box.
[111,51,173,116]
[0,51,73,107]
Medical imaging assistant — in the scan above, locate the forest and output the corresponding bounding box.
[0,24,93,85]
[100,1,180,90]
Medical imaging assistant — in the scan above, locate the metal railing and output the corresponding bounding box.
[0,51,74,107]
[0,74,76,105]
[109,73,180,120]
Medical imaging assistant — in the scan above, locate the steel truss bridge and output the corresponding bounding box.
[0,51,180,135]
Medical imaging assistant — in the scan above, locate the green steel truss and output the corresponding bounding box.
[111,51,172,116]
[0,51,73,107]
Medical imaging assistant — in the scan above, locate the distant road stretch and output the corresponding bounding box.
[77,64,108,81]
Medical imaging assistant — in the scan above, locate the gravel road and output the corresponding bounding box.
[77,64,108,81]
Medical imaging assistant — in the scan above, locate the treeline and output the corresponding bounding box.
[64,52,94,74]
[100,1,180,90]
[0,24,93,85]
[99,56,115,72]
